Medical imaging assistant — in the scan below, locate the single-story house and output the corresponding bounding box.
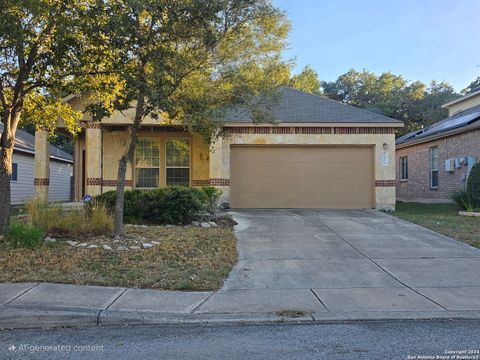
[0,123,73,205]
[35,87,402,210]
[396,88,480,203]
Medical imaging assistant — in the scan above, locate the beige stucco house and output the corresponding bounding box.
[33,87,403,210]
[396,88,480,202]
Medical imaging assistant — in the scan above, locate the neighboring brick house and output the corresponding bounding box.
[395,89,480,203]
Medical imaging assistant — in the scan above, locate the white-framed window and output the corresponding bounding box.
[166,139,190,186]
[430,146,439,188]
[399,156,408,180]
[135,139,160,188]
[11,163,18,181]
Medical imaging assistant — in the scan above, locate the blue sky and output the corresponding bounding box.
[273,0,480,91]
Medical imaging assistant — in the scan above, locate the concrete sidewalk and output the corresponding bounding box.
[2,281,480,329]
[2,209,480,329]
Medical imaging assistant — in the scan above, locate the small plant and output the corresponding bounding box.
[25,199,113,236]
[202,186,223,215]
[467,163,480,207]
[87,202,114,234]
[451,190,479,212]
[5,222,45,248]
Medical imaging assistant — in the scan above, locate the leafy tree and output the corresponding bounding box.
[322,69,459,136]
[289,65,321,95]
[86,0,290,236]
[0,1,106,233]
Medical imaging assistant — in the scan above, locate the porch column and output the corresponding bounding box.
[34,129,50,202]
[209,136,223,179]
[85,122,102,196]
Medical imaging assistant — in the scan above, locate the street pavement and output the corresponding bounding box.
[1,320,479,359]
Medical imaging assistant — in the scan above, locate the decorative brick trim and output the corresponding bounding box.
[86,122,101,129]
[86,177,102,186]
[335,127,396,135]
[34,178,50,186]
[142,125,185,133]
[225,126,395,135]
[102,179,133,187]
[208,178,230,186]
[192,179,210,186]
[295,127,332,134]
[375,180,396,187]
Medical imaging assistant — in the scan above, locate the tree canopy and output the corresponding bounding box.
[288,65,322,95]
[80,0,291,235]
[322,69,460,135]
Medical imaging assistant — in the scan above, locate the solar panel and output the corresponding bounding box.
[418,111,480,138]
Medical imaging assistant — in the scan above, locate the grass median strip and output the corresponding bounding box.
[0,225,237,291]
[392,202,480,249]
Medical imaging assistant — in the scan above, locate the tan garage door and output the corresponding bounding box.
[230,145,374,209]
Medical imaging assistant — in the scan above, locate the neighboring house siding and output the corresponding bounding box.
[10,151,73,205]
[10,152,35,205]
[49,160,73,202]
[396,128,480,202]
[447,93,480,116]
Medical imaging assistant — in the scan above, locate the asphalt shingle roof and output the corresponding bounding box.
[224,86,403,124]
[396,104,480,146]
[0,123,73,163]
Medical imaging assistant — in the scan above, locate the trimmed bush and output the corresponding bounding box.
[467,163,480,206]
[93,189,145,223]
[93,186,208,225]
[6,222,44,248]
[144,186,207,224]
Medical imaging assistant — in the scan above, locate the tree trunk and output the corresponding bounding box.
[113,93,145,237]
[0,129,15,235]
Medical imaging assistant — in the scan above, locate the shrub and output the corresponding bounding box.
[144,186,207,224]
[467,163,480,206]
[93,186,208,225]
[5,222,44,248]
[202,186,223,215]
[93,189,145,223]
[452,190,479,212]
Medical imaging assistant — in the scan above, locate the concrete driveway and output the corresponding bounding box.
[198,209,480,318]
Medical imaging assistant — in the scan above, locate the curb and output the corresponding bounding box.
[2,306,480,330]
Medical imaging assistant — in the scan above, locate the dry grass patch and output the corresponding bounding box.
[0,224,237,291]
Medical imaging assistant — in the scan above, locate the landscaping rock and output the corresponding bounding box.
[44,237,56,243]
[142,243,153,249]
[208,221,218,227]
[102,245,112,250]
[66,241,78,246]
[191,221,200,227]
[129,246,141,250]
[151,241,161,245]
[200,222,211,228]
[87,244,98,249]
[77,243,88,247]
[117,246,129,251]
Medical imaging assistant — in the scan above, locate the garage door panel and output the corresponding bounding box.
[230,146,374,209]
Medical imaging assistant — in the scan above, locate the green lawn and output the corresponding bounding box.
[392,202,480,249]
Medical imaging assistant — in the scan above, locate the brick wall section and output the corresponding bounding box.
[396,128,480,202]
